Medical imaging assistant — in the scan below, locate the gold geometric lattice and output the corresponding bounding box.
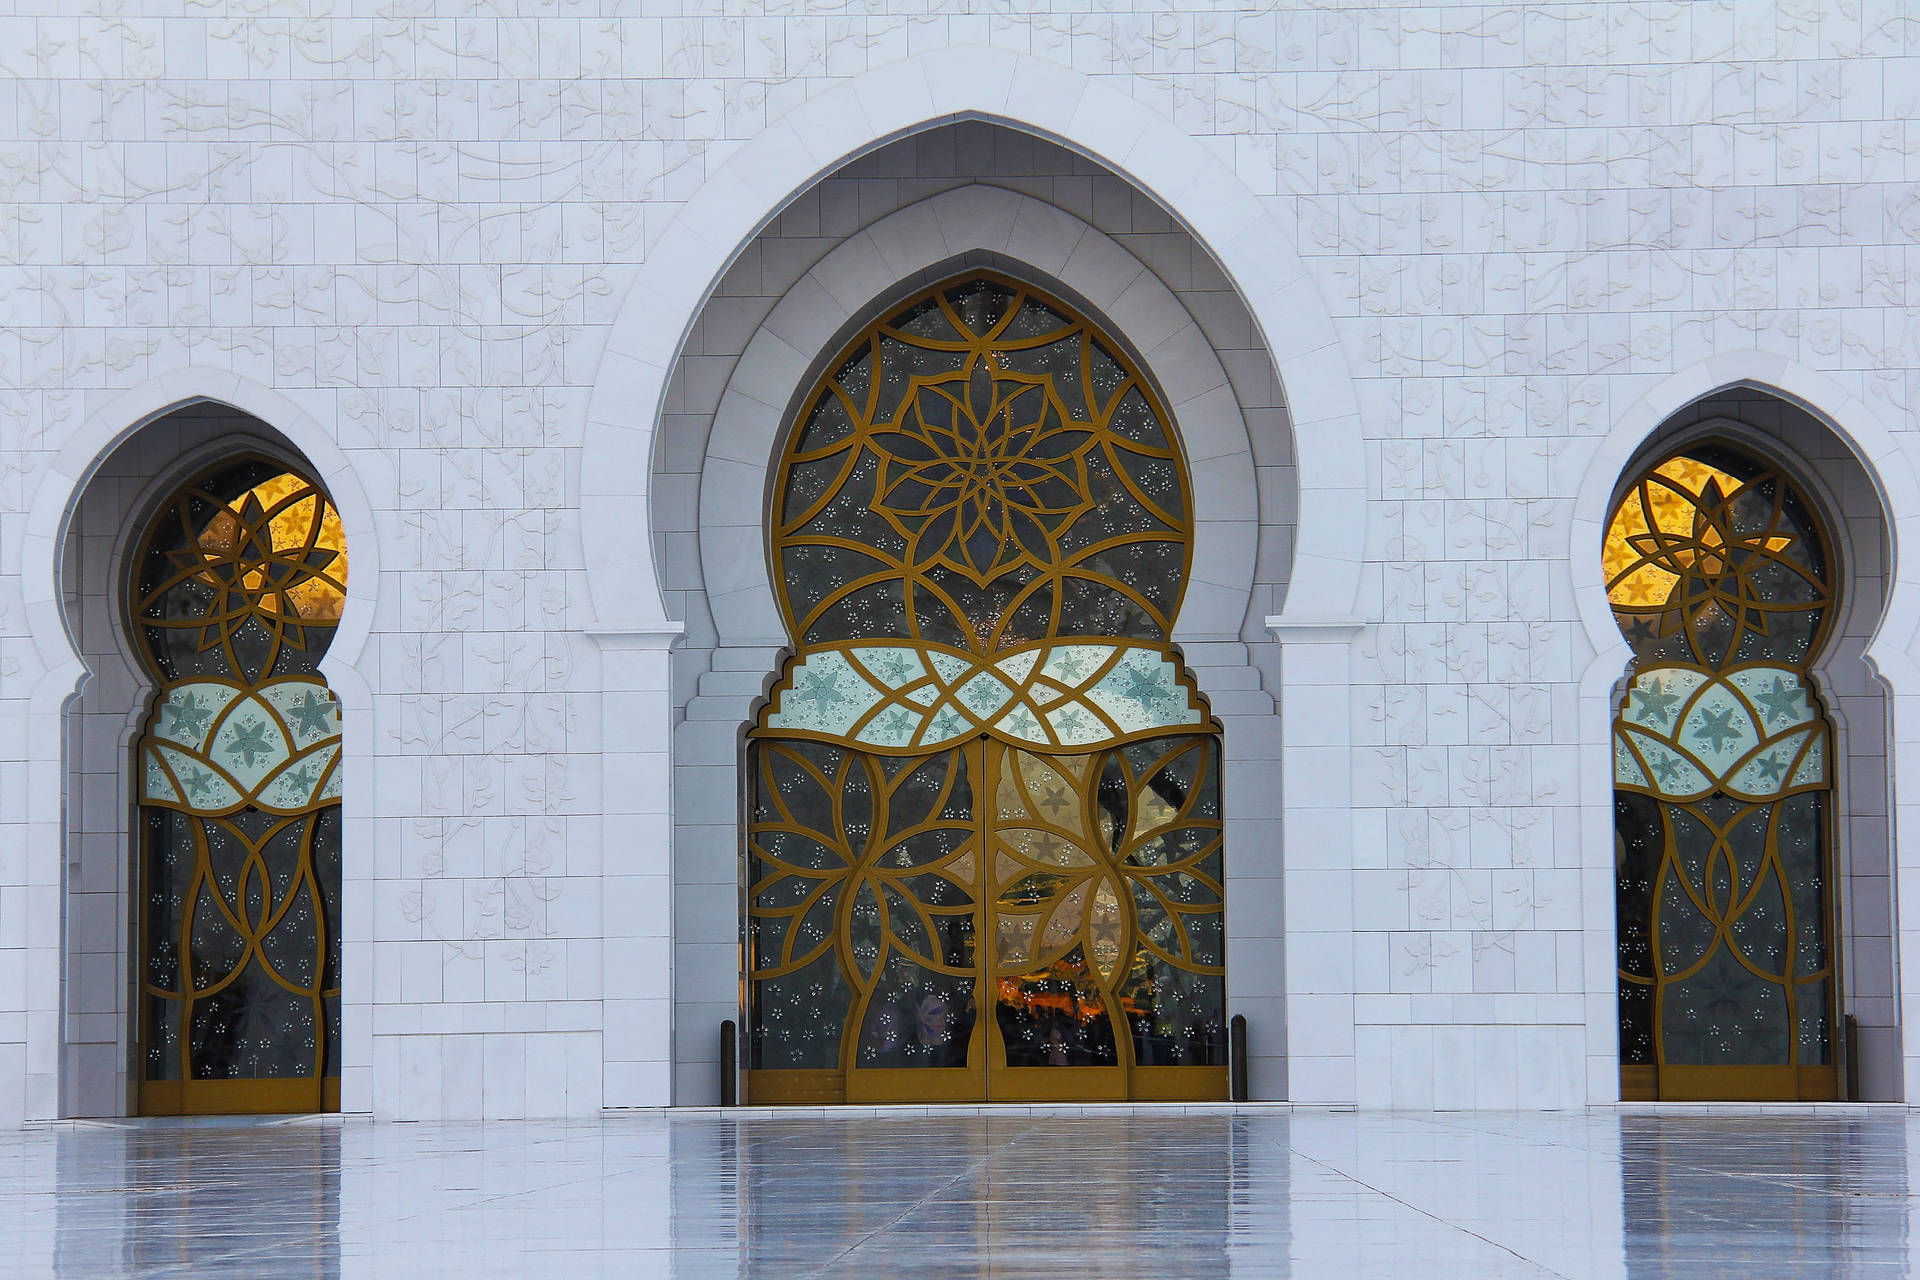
[1604,449,1830,665]
[1606,440,1839,1102]
[770,272,1193,655]
[749,275,1226,1104]
[746,735,1225,1101]
[131,457,347,1116]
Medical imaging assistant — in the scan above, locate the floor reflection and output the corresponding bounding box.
[53,1120,340,1278]
[5,1109,1920,1277]
[671,1114,1270,1277]
[1622,1114,1910,1278]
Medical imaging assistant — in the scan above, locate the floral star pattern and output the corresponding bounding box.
[224,717,276,769]
[163,691,214,740]
[770,275,1191,655]
[1604,448,1830,670]
[285,689,337,739]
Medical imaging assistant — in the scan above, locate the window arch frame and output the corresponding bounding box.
[760,265,1201,651]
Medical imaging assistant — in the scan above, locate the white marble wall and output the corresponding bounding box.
[0,4,1917,1117]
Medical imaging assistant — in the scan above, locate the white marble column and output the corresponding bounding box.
[1267,614,1365,1105]
[589,625,682,1108]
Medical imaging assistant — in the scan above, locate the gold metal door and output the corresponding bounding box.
[745,273,1228,1105]
[746,735,1226,1105]
[131,459,347,1116]
[981,740,1225,1102]
[1606,443,1842,1102]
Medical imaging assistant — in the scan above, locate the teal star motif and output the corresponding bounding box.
[869,652,915,683]
[285,689,335,739]
[928,708,965,739]
[1117,662,1170,705]
[224,718,276,769]
[1004,706,1040,737]
[1753,752,1788,784]
[180,765,218,803]
[794,667,850,710]
[872,707,915,740]
[1691,706,1742,753]
[1629,679,1680,725]
[282,763,318,795]
[1649,755,1683,786]
[1050,651,1092,681]
[1054,707,1091,737]
[1754,676,1806,725]
[164,692,214,741]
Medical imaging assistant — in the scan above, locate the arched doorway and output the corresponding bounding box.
[744,273,1228,1104]
[1606,438,1841,1101]
[129,455,348,1115]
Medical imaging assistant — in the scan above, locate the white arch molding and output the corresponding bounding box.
[673,186,1309,1100]
[1567,352,1920,1102]
[695,186,1260,650]
[14,369,382,1120]
[580,44,1365,633]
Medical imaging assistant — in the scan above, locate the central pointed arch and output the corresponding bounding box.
[580,45,1363,636]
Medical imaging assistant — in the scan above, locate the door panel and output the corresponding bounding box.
[747,735,1226,1104]
[1606,443,1843,1102]
[131,459,348,1116]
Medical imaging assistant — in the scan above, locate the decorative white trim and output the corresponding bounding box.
[1264,615,1368,641]
[1266,613,1367,1104]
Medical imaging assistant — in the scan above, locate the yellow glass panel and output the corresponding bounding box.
[1603,456,1751,611]
[195,471,349,621]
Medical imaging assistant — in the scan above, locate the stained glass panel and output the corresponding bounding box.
[1607,441,1838,1100]
[132,458,346,1114]
[772,275,1192,653]
[749,275,1226,1103]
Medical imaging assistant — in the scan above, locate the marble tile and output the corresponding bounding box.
[0,1107,1913,1278]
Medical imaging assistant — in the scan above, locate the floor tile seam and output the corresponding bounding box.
[1631,1162,1920,1199]
[1403,1111,1610,1158]
[1282,1111,1603,1168]
[1280,1144,1578,1280]
[791,1126,1040,1280]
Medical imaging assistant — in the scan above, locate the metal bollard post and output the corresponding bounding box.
[1229,1014,1249,1102]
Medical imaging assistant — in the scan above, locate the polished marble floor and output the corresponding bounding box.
[0,1105,1913,1277]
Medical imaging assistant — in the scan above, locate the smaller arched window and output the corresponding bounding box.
[131,456,348,1115]
[1606,440,1839,1101]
